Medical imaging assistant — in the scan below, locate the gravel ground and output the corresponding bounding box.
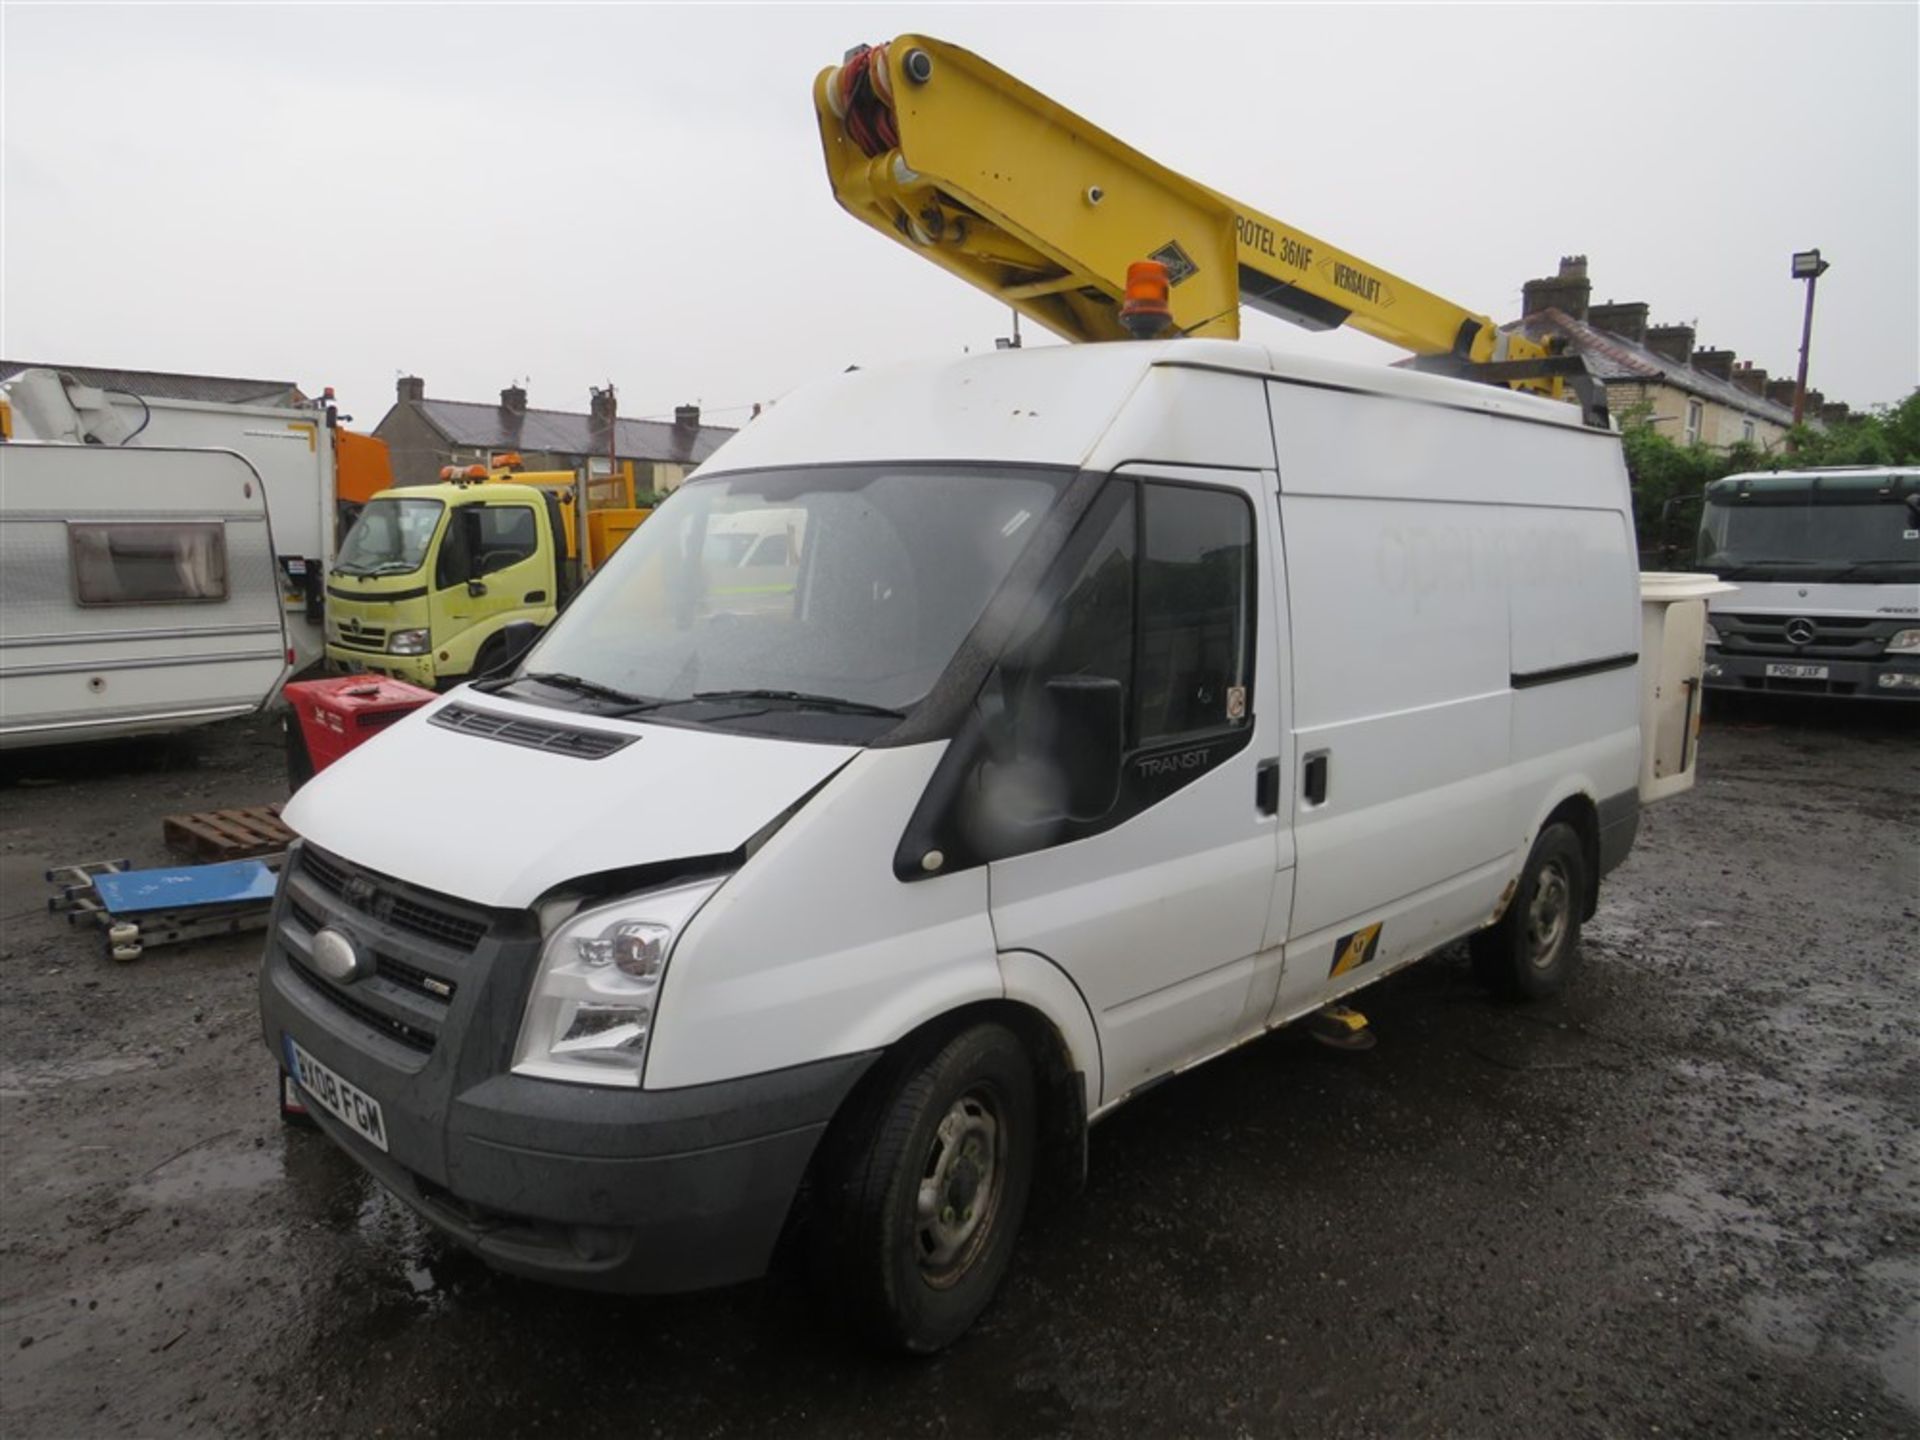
[1,700,1915,1438]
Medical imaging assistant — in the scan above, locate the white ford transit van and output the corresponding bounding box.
[261,340,1644,1351]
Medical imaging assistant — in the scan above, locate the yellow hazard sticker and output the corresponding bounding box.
[1328,922,1383,979]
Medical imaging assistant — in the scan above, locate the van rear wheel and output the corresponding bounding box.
[816,1022,1036,1353]
[1471,822,1586,1000]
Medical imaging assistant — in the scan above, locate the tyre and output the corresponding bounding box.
[1471,822,1586,999]
[816,1022,1037,1353]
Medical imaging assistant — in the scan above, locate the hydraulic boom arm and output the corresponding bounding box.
[816,36,1571,393]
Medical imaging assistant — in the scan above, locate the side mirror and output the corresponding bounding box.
[1043,675,1123,820]
[466,578,488,598]
[485,620,541,675]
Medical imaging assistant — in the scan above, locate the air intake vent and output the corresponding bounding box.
[429,704,635,760]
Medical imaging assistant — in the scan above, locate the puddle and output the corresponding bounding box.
[131,1141,281,1204]
[0,1052,154,1097]
[1643,1167,1789,1250]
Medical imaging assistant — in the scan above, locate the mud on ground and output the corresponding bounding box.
[1,701,1915,1438]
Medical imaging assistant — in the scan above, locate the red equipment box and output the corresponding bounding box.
[283,675,436,791]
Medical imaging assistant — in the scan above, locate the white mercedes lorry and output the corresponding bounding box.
[261,340,1709,1351]
[1696,466,1920,701]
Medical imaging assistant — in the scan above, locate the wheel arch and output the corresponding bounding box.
[800,996,1091,1243]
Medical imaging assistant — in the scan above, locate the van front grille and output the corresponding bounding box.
[299,846,489,953]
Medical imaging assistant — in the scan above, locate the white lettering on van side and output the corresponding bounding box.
[1137,747,1212,778]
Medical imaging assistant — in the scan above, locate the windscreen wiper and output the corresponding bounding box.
[505,671,660,710]
[690,688,906,718]
[1825,558,1914,581]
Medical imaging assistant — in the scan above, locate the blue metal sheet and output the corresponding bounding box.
[93,860,279,915]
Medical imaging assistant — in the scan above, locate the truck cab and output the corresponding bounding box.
[326,480,575,686]
[1697,467,1920,700]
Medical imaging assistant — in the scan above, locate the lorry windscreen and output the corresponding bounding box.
[1697,496,1920,582]
[514,464,1069,725]
[335,498,444,575]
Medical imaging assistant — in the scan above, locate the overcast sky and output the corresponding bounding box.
[5,3,1915,434]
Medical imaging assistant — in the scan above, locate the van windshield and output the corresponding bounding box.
[515,465,1068,721]
[336,498,445,575]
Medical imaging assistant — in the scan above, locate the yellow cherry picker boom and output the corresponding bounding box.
[815,36,1603,422]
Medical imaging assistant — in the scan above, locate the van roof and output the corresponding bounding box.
[699,339,1595,477]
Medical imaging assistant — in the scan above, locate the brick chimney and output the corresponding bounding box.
[1817,401,1851,425]
[1731,363,1768,397]
[1766,378,1800,410]
[1801,388,1825,413]
[397,375,425,403]
[1692,347,1737,382]
[674,403,700,431]
[589,384,617,425]
[500,384,527,414]
[1646,324,1695,364]
[1588,301,1649,344]
[1520,255,1591,321]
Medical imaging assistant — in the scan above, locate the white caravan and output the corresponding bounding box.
[1696,466,1920,700]
[5,367,346,669]
[0,444,289,749]
[261,340,1701,1352]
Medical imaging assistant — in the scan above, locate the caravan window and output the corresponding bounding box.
[69,522,229,606]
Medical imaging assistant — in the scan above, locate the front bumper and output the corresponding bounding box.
[325,643,437,687]
[1704,649,1920,700]
[259,845,877,1293]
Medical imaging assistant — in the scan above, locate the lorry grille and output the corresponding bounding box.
[1714,612,1889,660]
[429,703,635,760]
[333,628,389,653]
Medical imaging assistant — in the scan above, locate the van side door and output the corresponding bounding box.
[1264,382,1517,1022]
[981,466,1286,1105]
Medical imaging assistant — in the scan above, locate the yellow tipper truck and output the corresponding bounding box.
[324,459,650,686]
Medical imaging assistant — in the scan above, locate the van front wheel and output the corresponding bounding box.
[1471,823,1586,999]
[819,1023,1036,1353]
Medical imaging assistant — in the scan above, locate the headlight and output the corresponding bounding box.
[1887,628,1920,656]
[1703,620,1721,647]
[387,628,430,655]
[512,877,723,1087]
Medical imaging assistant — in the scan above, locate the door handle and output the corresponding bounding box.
[1302,750,1331,807]
[1255,758,1280,816]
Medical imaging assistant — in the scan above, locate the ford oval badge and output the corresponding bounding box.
[312,927,371,984]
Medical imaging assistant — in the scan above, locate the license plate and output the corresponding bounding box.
[1765,663,1829,680]
[284,1035,388,1152]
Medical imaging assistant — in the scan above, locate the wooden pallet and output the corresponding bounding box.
[162,804,295,862]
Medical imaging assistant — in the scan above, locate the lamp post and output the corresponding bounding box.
[1789,248,1830,426]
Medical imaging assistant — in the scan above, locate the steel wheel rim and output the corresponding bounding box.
[914,1087,1003,1288]
[1526,857,1572,970]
